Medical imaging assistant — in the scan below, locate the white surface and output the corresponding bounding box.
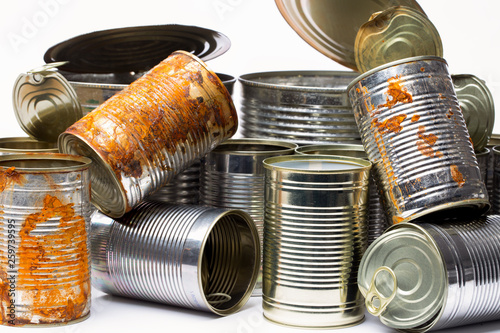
[1,1,500,332]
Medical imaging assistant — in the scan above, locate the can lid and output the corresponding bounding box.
[43,24,230,74]
[354,6,443,73]
[12,62,82,143]
[452,74,495,152]
[358,223,446,329]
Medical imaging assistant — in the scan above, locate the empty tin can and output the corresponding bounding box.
[0,153,92,326]
[58,51,238,218]
[348,56,489,224]
[91,201,260,316]
[358,215,500,332]
[295,144,390,244]
[262,155,371,328]
[200,138,298,296]
[0,137,58,155]
[238,71,361,145]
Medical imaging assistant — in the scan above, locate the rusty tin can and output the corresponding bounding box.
[295,144,390,244]
[358,215,500,332]
[0,153,92,326]
[262,155,371,328]
[348,56,490,224]
[91,201,260,316]
[58,51,238,218]
[200,138,298,296]
[0,137,58,156]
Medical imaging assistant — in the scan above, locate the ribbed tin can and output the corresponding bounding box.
[0,137,58,155]
[348,56,489,224]
[58,51,238,218]
[91,201,260,316]
[295,144,389,244]
[0,153,92,326]
[200,138,298,296]
[358,215,500,332]
[492,146,500,214]
[262,155,371,328]
[238,71,361,145]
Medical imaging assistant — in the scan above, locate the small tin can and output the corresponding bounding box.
[91,201,260,316]
[358,215,500,332]
[0,137,58,155]
[58,51,237,218]
[200,138,298,296]
[262,155,371,328]
[0,153,92,326]
[295,144,390,244]
[348,56,490,224]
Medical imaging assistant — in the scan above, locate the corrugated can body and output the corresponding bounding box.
[0,154,92,326]
[58,51,237,218]
[348,56,489,224]
[262,155,371,328]
[91,201,260,316]
[492,146,500,214]
[0,137,58,156]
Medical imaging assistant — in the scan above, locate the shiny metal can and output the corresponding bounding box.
[91,201,260,316]
[0,153,92,326]
[238,71,361,145]
[200,138,298,296]
[58,51,238,218]
[295,144,389,244]
[0,137,58,155]
[358,215,500,332]
[262,155,371,328]
[348,56,489,224]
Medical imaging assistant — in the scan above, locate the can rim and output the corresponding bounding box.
[238,70,358,93]
[0,153,92,172]
[0,137,58,153]
[295,143,365,155]
[211,138,298,155]
[347,55,448,93]
[263,154,371,173]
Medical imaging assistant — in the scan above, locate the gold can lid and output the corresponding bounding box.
[12,62,82,143]
[355,6,443,73]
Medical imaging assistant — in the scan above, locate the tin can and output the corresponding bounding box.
[0,153,92,326]
[475,147,489,186]
[492,146,500,214]
[58,51,238,218]
[0,137,58,155]
[200,138,298,296]
[348,56,489,224]
[295,144,390,244]
[358,215,500,332]
[91,201,260,316]
[262,155,371,328]
[238,71,361,145]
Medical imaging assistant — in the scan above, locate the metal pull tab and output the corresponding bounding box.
[365,266,398,316]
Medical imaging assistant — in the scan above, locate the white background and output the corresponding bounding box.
[1,1,500,332]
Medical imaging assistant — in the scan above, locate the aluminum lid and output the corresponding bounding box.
[355,6,443,73]
[358,223,447,329]
[452,74,495,152]
[12,62,82,143]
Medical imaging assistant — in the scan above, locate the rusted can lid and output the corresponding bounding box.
[355,6,443,73]
[452,74,495,152]
[12,62,82,143]
[358,223,446,330]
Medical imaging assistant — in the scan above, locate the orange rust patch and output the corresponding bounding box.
[446,109,454,119]
[411,114,420,122]
[378,75,413,109]
[0,167,25,193]
[372,114,407,134]
[420,67,425,72]
[450,165,465,188]
[392,216,405,224]
[416,125,442,158]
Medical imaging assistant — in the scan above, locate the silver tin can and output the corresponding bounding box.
[91,201,260,316]
[358,215,500,332]
[492,146,500,214]
[348,56,489,224]
[295,144,390,244]
[238,71,361,145]
[0,137,58,155]
[58,51,238,218]
[200,138,298,296]
[0,153,92,326]
[262,155,371,328]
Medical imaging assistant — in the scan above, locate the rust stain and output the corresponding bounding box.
[446,109,454,119]
[378,75,413,109]
[0,167,25,193]
[411,114,420,122]
[450,165,465,188]
[438,93,446,100]
[372,114,407,134]
[420,67,425,72]
[392,216,405,224]
[416,125,442,158]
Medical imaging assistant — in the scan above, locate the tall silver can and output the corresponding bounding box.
[262,155,371,328]
[0,153,92,326]
[295,144,390,244]
[200,138,298,296]
[348,56,489,224]
[358,215,500,332]
[91,201,260,316]
[0,137,58,156]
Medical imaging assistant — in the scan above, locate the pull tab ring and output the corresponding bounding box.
[365,266,398,316]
